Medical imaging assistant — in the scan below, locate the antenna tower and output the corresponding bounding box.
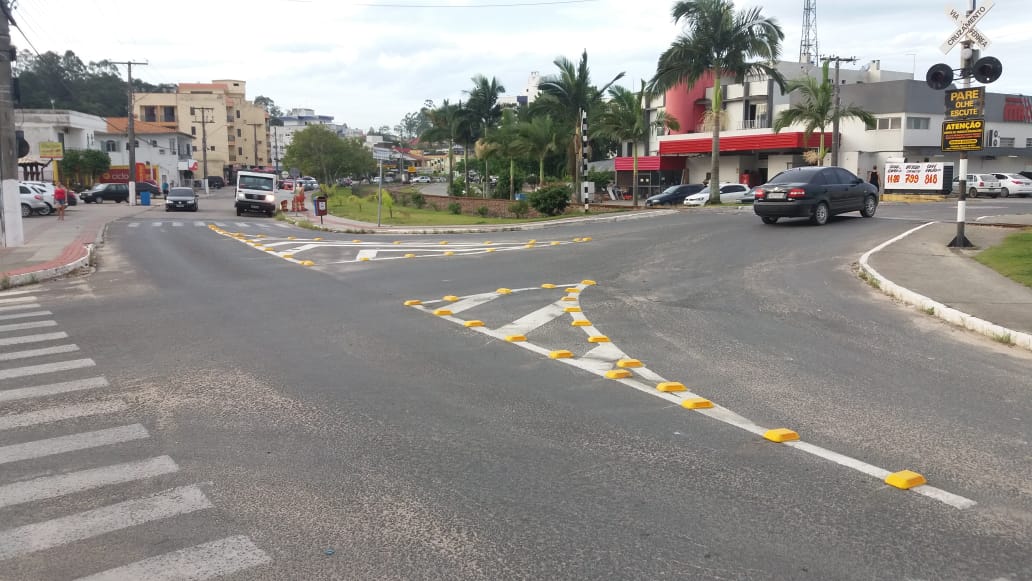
[799,0,819,65]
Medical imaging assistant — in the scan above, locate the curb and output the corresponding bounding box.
[857,222,1032,352]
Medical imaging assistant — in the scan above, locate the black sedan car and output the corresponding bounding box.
[753,166,879,225]
[645,183,705,207]
[165,186,199,212]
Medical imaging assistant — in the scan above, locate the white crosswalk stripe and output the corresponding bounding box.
[0,303,43,313]
[0,424,148,465]
[0,289,46,298]
[128,222,140,228]
[0,320,58,333]
[0,332,69,347]
[0,296,39,305]
[75,535,272,581]
[0,358,95,380]
[0,485,213,560]
[193,221,205,227]
[0,343,79,361]
[0,456,179,509]
[0,376,109,403]
[0,310,52,321]
[0,400,126,431]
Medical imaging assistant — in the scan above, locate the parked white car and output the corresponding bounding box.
[684,183,753,206]
[18,184,51,217]
[21,182,56,208]
[991,173,1032,198]
[951,174,1002,197]
[411,175,432,184]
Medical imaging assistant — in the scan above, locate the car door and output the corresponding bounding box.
[835,168,866,211]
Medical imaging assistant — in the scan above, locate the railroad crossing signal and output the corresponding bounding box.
[940,0,993,53]
[927,1,1001,90]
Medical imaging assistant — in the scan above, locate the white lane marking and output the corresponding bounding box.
[76,535,271,581]
[0,320,58,333]
[0,456,179,509]
[172,221,184,227]
[0,332,69,347]
[274,223,291,228]
[194,221,205,227]
[0,358,95,381]
[0,400,126,431]
[356,249,378,261]
[0,289,46,298]
[213,222,227,227]
[0,310,52,322]
[0,377,109,403]
[0,485,213,561]
[0,296,38,305]
[493,302,567,337]
[446,292,503,315]
[0,424,149,465]
[0,304,43,313]
[128,223,140,228]
[232,222,249,227]
[151,222,162,227]
[0,344,79,362]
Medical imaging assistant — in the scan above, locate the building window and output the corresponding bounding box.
[237,128,241,137]
[1026,138,1032,147]
[162,106,176,122]
[104,140,117,152]
[142,106,157,122]
[236,110,241,119]
[192,145,198,152]
[876,117,902,130]
[191,127,196,136]
[1000,137,1015,147]
[906,117,930,130]
[238,147,243,155]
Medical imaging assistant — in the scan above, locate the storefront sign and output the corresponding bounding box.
[884,162,946,191]
[1003,96,1032,123]
[39,141,64,159]
[945,87,984,120]
[941,118,985,152]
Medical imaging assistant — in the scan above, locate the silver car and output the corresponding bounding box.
[951,173,1002,198]
[19,185,51,217]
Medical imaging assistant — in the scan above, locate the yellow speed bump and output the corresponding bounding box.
[463,320,484,327]
[763,428,800,443]
[564,307,582,313]
[681,397,714,409]
[541,283,556,289]
[587,335,610,343]
[505,334,527,342]
[403,300,422,306]
[884,470,927,490]
[443,295,459,302]
[549,350,574,359]
[433,309,453,316]
[617,359,642,368]
[656,381,687,392]
[496,288,512,294]
[581,279,596,286]
[571,320,591,327]
[605,369,632,380]
[300,260,316,267]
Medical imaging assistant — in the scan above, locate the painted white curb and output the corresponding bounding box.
[858,222,1032,352]
[5,244,93,289]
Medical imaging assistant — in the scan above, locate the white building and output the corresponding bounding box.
[499,71,542,108]
[97,119,195,186]
[271,108,344,171]
[15,109,107,182]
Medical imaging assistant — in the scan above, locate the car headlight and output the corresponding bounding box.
[265,194,275,202]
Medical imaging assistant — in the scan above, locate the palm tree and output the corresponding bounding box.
[419,99,460,192]
[536,50,625,177]
[594,81,681,207]
[481,109,522,199]
[773,60,874,165]
[514,114,560,187]
[650,0,784,204]
[465,75,506,196]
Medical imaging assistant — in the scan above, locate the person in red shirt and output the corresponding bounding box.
[53,182,67,221]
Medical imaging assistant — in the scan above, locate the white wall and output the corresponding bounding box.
[98,133,192,185]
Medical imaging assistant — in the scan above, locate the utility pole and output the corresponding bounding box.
[273,127,280,172]
[823,55,856,167]
[112,60,147,205]
[193,107,213,194]
[246,122,262,168]
[0,0,21,247]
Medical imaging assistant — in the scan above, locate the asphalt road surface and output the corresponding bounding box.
[1,193,1030,580]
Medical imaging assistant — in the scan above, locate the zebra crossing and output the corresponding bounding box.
[127,220,295,229]
[0,289,270,579]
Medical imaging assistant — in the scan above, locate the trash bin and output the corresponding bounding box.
[515,193,526,201]
[140,190,151,206]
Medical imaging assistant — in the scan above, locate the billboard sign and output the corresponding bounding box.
[941,118,985,152]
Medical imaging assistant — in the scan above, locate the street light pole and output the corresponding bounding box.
[112,60,147,205]
[376,158,384,228]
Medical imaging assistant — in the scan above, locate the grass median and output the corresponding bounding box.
[975,228,1032,288]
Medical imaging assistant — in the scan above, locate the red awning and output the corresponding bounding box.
[659,132,832,155]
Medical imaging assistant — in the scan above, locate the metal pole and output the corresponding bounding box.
[0,1,19,247]
[200,109,209,195]
[831,60,841,167]
[948,1,975,248]
[114,60,147,206]
[376,159,383,228]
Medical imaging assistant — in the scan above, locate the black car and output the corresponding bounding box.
[80,183,130,204]
[165,186,198,212]
[753,166,879,225]
[645,183,705,207]
[207,176,226,189]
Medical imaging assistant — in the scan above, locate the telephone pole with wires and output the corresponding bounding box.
[0,0,23,246]
[192,107,214,194]
[823,55,857,167]
[111,60,147,205]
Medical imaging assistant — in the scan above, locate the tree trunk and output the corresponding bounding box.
[709,74,722,205]
[818,129,826,165]
[509,158,515,200]
[447,137,455,192]
[538,155,545,188]
[632,142,639,207]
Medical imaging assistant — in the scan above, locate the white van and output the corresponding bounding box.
[235,171,278,216]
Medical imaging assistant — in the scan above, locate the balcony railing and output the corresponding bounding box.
[737,118,770,130]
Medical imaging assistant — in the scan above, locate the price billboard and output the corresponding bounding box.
[884,162,946,192]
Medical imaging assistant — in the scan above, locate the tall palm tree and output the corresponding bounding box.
[514,114,560,187]
[465,75,506,196]
[773,60,874,165]
[594,81,681,207]
[481,109,522,199]
[650,0,784,204]
[419,99,461,192]
[536,50,625,177]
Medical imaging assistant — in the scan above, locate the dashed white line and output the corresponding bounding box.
[0,456,179,509]
[0,424,149,465]
[0,358,95,380]
[0,376,110,403]
[0,400,126,431]
[75,535,271,581]
[0,344,80,362]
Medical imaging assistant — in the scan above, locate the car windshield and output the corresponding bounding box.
[169,188,193,196]
[239,175,274,191]
[767,168,821,184]
[1005,174,1024,180]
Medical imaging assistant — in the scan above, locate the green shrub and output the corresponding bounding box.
[528,185,570,216]
[476,206,489,217]
[449,181,466,196]
[447,202,462,215]
[411,193,426,209]
[509,200,530,219]
[525,174,539,186]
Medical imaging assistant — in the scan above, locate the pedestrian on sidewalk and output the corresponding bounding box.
[869,165,881,192]
[161,178,169,198]
[53,182,68,221]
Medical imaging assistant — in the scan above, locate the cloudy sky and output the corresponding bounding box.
[13,0,1031,130]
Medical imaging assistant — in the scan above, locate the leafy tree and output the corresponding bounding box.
[650,0,784,204]
[419,100,462,193]
[465,75,506,195]
[514,115,560,187]
[528,184,570,216]
[481,109,523,199]
[254,96,284,126]
[594,82,680,206]
[284,126,373,183]
[80,150,111,184]
[773,60,874,165]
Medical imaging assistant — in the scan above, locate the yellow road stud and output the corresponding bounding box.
[565,288,581,293]
[561,296,578,302]
[496,288,512,294]
[314,237,323,241]
[550,241,560,246]
[353,239,362,243]
[288,236,296,240]
[580,236,592,242]
[681,398,714,409]
[884,470,927,490]
[571,320,591,326]
[587,335,610,343]
[486,249,496,253]
[444,251,455,256]
[605,369,632,379]
[282,254,294,259]
[443,295,459,302]
[549,350,574,359]
[527,239,536,244]
[439,241,449,245]
[433,309,453,316]
[564,307,582,313]
[359,257,370,262]
[484,241,493,245]
[463,320,484,328]
[541,283,557,289]
[393,241,402,244]
[505,334,527,342]
[404,253,416,258]
[300,260,316,267]
[581,279,596,286]
[573,237,583,242]
[763,428,800,443]
[617,359,642,368]
[403,300,422,306]
[256,234,265,238]
[656,381,687,392]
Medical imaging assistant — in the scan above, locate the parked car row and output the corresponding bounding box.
[950,173,1032,198]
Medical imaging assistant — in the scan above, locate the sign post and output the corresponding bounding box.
[372,149,392,228]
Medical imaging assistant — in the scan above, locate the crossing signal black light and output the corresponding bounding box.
[926,63,954,90]
[15,130,30,158]
[971,56,1003,84]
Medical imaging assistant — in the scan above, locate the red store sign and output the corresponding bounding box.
[1003,96,1032,123]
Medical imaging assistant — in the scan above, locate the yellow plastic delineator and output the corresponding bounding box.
[403,300,422,306]
[549,350,574,359]
[464,320,484,327]
[300,260,316,267]
[617,359,642,368]
[605,369,632,379]
[561,296,578,302]
[404,253,416,258]
[656,381,687,392]
[571,320,591,327]
[496,288,512,294]
[581,279,597,286]
[505,335,527,342]
[587,335,610,343]
[541,283,557,289]
[443,295,459,302]
[763,428,800,443]
[444,251,455,256]
[564,307,582,313]
[681,397,714,409]
[433,309,453,316]
[884,470,927,490]
[565,288,581,294]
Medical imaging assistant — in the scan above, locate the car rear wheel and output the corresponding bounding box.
[36,203,52,216]
[860,195,878,218]
[21,203,30,218]
[95,195,104,203]
[810,202,829,225]
[1000,188,1009,198]
[968,188,978,198]
[761,216,778,224]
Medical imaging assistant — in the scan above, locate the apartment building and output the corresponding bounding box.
[271,108,343,171]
